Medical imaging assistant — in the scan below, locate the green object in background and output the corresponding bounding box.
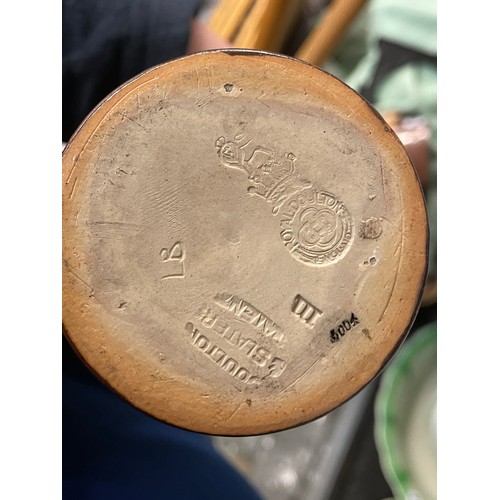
[374,322,437,500]
[324,0,437,280]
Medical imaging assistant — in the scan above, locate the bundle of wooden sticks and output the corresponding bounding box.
[207,0,368,66]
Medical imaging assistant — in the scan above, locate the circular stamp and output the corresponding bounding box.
[278,189,353,266]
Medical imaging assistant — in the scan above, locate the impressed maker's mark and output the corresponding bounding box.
[216,134,353,266]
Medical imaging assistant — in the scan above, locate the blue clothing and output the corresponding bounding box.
[63,0,200,141]
[63,337,261,500]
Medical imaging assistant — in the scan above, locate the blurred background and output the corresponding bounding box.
[63,1,436,498]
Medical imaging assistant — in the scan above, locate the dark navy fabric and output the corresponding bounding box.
[62,0,200,141]
[63,337,261,500]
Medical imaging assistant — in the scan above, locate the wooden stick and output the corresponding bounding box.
[233,0,301,51]
[266,0,302,53]
[208,0,256,41]
[295,0,368,66]
[207,0,233,33]
[232,0,273,49]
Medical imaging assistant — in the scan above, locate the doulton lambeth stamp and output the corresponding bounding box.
[216,134,353,266]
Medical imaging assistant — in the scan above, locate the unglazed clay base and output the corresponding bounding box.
[62,50,428,436]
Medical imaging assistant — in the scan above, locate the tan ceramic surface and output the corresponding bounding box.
[63,50,428,435]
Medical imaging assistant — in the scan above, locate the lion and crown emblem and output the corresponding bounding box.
[216,135,312,214]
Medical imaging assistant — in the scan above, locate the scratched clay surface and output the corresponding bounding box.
[63,50,428,435]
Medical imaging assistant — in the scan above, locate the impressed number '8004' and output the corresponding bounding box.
[330,313,359,343]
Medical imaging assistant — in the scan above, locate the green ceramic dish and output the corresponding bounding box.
[375,322,437,500]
